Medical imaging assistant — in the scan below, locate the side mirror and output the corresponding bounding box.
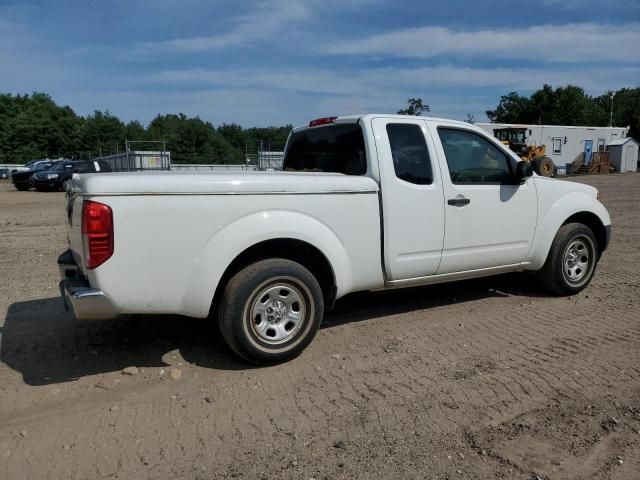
[515,161,533,183]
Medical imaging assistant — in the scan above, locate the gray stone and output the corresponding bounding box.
[122,366,139,375]
[333,439,346,449]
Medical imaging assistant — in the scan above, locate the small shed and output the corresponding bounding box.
[608,137,639,173]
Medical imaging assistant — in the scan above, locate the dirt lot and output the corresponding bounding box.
[1,175,639,480]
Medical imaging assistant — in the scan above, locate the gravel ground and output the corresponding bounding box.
[0,175,639,480]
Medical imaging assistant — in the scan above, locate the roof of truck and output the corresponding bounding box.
[292,114,470,133]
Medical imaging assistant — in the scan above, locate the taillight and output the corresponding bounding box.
[82,200,113,269]
[309,116,337,127]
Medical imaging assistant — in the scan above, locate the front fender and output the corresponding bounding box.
[181,210,354,317]
[527,191,611,269]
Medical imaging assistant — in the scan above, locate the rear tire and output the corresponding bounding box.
[538,223,598,295]
[218,258,324,364]
[14,184,28,191]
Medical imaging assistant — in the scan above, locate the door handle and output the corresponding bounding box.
[447,197,470,207]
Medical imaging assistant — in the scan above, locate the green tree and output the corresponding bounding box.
[595,88,640,141]
[80,110,126,157]
[148,114,242,164]
[486,91,534,123]
[398,97,430,116]
[217,123,246,151]
[125,120,147,142]
[485,84,636,135]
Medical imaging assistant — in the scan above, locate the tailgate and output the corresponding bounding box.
[66,176,86,273]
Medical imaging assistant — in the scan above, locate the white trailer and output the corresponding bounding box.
[476,123,629,173]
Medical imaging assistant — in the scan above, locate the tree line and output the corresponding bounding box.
[485,85,640,140]
[0,93,292,164]
[1,86,638,165]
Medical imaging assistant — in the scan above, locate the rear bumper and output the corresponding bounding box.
[58,250,119,320]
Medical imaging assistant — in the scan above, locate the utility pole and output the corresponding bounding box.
[608,92,615,127]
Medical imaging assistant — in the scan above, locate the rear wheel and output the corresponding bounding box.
[218,258,324,364]
[538,223,598,295]
[14,183,28,191]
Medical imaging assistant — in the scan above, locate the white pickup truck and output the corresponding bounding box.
[59,114,611,363]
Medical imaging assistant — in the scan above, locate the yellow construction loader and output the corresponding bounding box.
[493,127,555,177]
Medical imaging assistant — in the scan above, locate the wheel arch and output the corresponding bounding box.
[528,192,610,269]
[561,211,607,257]
[211,238,338,317]
[180,210,353,317]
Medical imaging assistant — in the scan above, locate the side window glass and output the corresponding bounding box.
[438,128,511,184]
[386,123,433,185]
[74,163,88,173]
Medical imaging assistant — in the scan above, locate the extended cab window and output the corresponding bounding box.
[387,123,433,185]
[283,124,366,175]
[74,162,90,173]
[438,128,512,184]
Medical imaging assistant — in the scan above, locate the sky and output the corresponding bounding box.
[1,0,639,127]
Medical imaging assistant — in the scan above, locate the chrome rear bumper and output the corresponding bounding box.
[58,250,119,320]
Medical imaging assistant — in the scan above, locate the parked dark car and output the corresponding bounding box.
[32,160,112,191]
[0,167,10,179]
[11,160,58,190]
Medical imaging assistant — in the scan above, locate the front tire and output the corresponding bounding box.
[538,223,598,295]
[218,258,324,364]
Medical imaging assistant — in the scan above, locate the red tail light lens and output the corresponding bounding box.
[309,116,337,127]
[82,200,113,269]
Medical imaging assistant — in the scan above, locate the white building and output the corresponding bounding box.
[607,137,639,173]
[476,123,629,172]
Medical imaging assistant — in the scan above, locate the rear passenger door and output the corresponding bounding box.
[372,117,445,280]
[429,124,537,274]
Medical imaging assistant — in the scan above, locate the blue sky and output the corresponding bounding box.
[1,0,639,127]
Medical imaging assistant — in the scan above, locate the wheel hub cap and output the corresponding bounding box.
[563,238,591,284]
[267,300,287,321]
[249,282,306,344]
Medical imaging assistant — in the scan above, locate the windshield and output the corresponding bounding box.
[494,128,526,144]
[34,162,55,171]
[283,123,367,175]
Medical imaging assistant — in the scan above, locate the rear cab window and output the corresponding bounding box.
[283,123,367,175]
[73,162,90,173]
[387,123,433,185]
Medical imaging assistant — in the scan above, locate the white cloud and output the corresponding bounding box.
[323,23,640,63]
[120,63,640,125]
[144,64,640,96]
[132,0,369,54]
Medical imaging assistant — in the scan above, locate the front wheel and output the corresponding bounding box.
[538,223,598,295]
[218,258,324,364]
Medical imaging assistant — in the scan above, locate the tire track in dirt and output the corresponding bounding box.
[1,176,640,479]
